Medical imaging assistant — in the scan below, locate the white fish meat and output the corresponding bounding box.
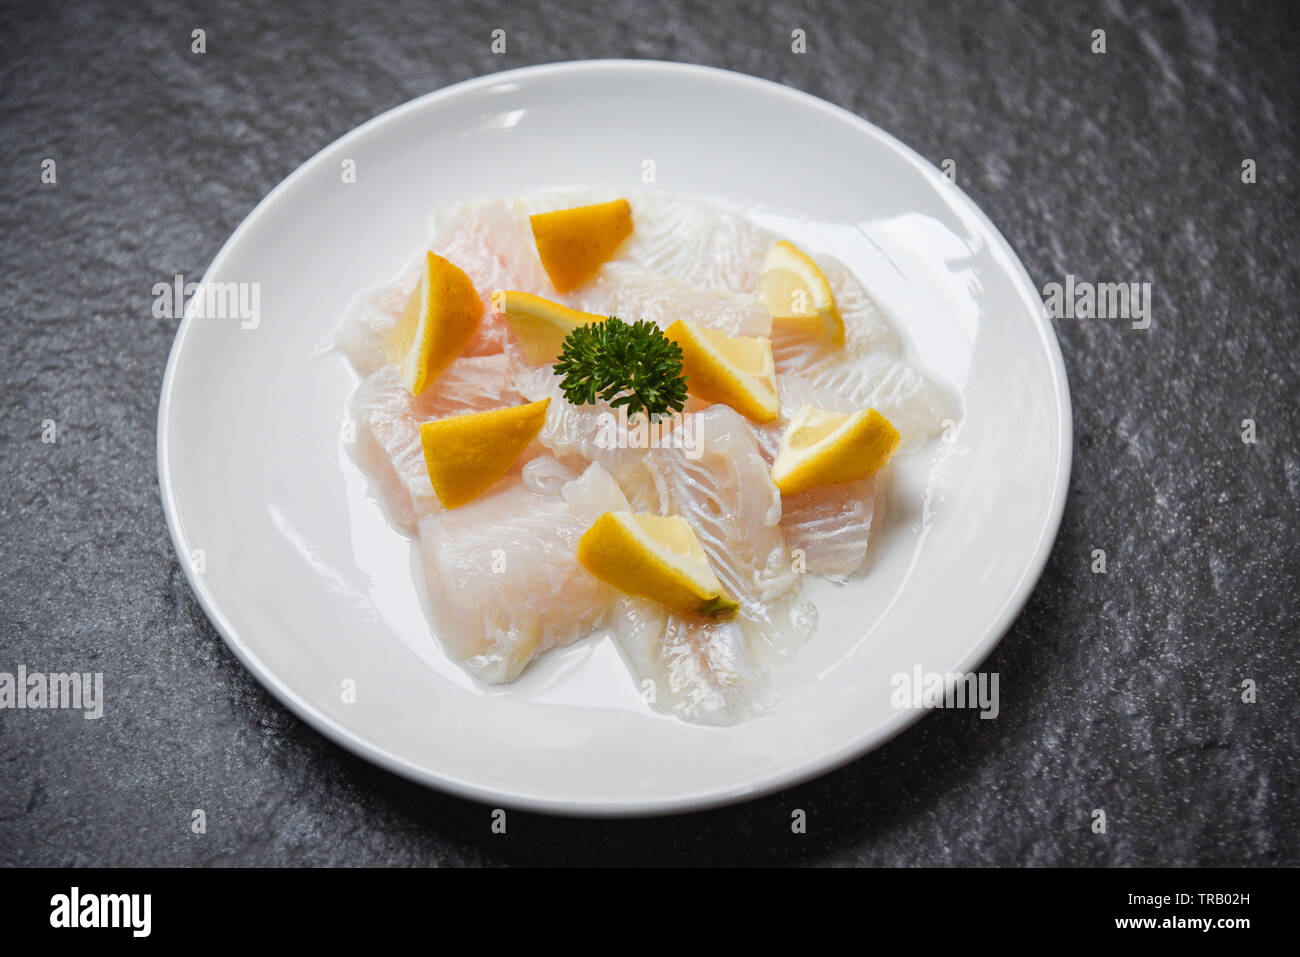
[781,478,879,583]
[610,595,771,726]
[742,376,878,582]
[570,262,771,338]
[418,460,629,683]
[335,188,961,721]
[619,405,816,657]
[515,364,704,482]
[349,355,526,531]
[333,201,549,375]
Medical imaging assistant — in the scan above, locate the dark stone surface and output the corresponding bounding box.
[1,0,1296,866]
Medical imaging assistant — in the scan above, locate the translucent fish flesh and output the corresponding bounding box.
[348,355,526,530]
[620,405,816,658]
[570,262,771,338]
[781,478,879,583]
[334,200,549,374]
[333,188,961,723]
[609,595,771,726]
[417,461,629,683]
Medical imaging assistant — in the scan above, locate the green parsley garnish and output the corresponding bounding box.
[553,317,688,421]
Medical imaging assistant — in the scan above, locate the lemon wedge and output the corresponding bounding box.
[758,240,846,347]
[530,198,634,293]
[383,251,484,394]
[490,290,604,364]
[577,511,739,619]
[770,404,901,496]
[419,399,550,508]
[664,319,779,423]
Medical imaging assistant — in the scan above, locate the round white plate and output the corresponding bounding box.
[158,60,1070,816]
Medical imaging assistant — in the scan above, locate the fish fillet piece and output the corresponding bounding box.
[418,460,630,683]
[769,255,959,446]
[334,201,550,375]
[750,375,858,463]
[772,344,960,446]
[610,595,771,726]
[604,192,957,445]
[616,195,773,293]
[434,191,770,333]
[334,277,418,379]
[620,405,816,656]
[746,375,879,582]
[781,478,879,583]
[349,355,526,531]
[569,262,771,338]
[515,365,705,481]
[813,255,900,353]
[479,188,768,296]
[487,187,766,293]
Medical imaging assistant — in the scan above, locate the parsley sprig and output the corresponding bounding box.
[553,317,688,421]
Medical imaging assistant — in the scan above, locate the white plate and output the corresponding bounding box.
[158,60,1071,816]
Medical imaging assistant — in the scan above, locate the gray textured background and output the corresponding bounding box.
[1,0,1296,866]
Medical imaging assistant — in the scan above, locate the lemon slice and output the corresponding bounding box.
[490,290,604,364]
[383,251,484,394]
[770,404,901,496]
[758,240,846,347]
[577,511,739,619]
[419,398,550,508]
[665,319,779,423]
[530,198,634,293]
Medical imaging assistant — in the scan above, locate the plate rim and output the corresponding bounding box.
[157,58,1073,817]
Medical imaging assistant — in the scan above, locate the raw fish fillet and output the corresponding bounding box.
[766,251,959,446]
[620,405,816,657]
[418,461,629,683]
[333,188,962,720]
[570,262,771,338]
[771,340,960,446]
[749,375,858,463]
[334,201,550,375]
[557,191,958,445]
[781,478,879,583]
[455,188,768,294]
[610,595,771,726]
[349,355,526,531]
[614,195,772,293]
[515,364,704,482]
[744,376,878,582]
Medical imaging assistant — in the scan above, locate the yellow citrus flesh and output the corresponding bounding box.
[664,319,779,424]
[770,404,901,496]
[758,240,846,347]
[383,251,484,394]
[577,511,739,619]
[529,198,634,293]
[490,290,605,365]
[418,398,551,509]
